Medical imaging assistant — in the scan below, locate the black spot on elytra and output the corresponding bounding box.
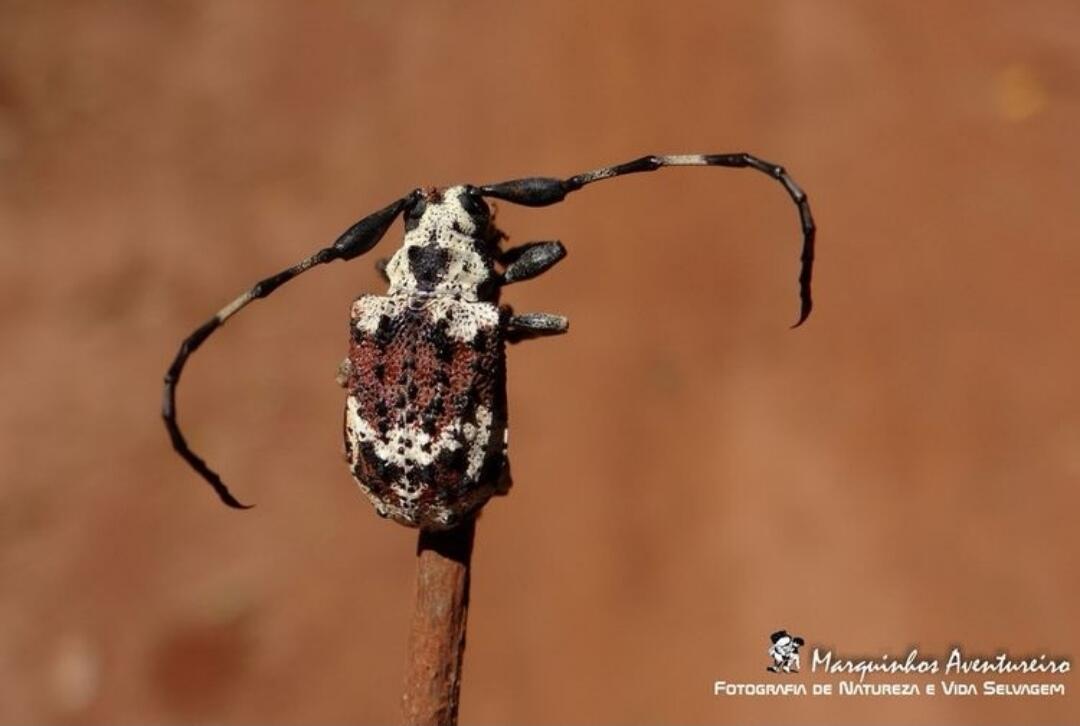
[471,330,488,352]
[440,446,469,474]
[375,400,388,417]
[413,464,437,488]
[373,363,386,382]
[428,320,454,363]
[478,451,506,491]
[375,315,395,348]
[374,456,396,480]
[427,396,445,417]
[358,444,396,491]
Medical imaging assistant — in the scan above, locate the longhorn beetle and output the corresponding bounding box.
[163,153,816,530]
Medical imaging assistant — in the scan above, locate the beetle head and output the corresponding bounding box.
[403,185,491,238]
[390,185,501,298]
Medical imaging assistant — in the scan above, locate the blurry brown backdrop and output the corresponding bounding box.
[1,1,1078,724]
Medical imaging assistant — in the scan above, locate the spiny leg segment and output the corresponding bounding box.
[162,191,417,508]
[478,153,816,326]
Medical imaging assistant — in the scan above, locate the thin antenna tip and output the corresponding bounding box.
[790,304,813,329]
[217,487,254,510]
[222,495,254,510]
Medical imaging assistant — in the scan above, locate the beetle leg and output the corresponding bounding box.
[505,312,569,343]
[335,357,354,388]
[499,240,566,285]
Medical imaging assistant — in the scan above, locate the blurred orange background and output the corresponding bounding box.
[1,1,1077,723]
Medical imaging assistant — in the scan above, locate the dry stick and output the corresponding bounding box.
[401,516,476,726]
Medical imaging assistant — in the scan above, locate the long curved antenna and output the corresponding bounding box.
[478,153,816,326]
[163,191,417,508]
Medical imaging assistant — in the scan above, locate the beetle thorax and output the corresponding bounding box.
[385,185,495,300]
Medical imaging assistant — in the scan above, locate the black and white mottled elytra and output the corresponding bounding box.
[163,153,816,529]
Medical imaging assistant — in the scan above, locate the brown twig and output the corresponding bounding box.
[401,517,476,726]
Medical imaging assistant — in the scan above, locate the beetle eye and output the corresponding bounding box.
[403,196,427,232]
[459,187,491,228]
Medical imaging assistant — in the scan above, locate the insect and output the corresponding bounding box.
[163,153,816,529]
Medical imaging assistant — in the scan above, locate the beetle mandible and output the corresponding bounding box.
[163,153,816,530]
